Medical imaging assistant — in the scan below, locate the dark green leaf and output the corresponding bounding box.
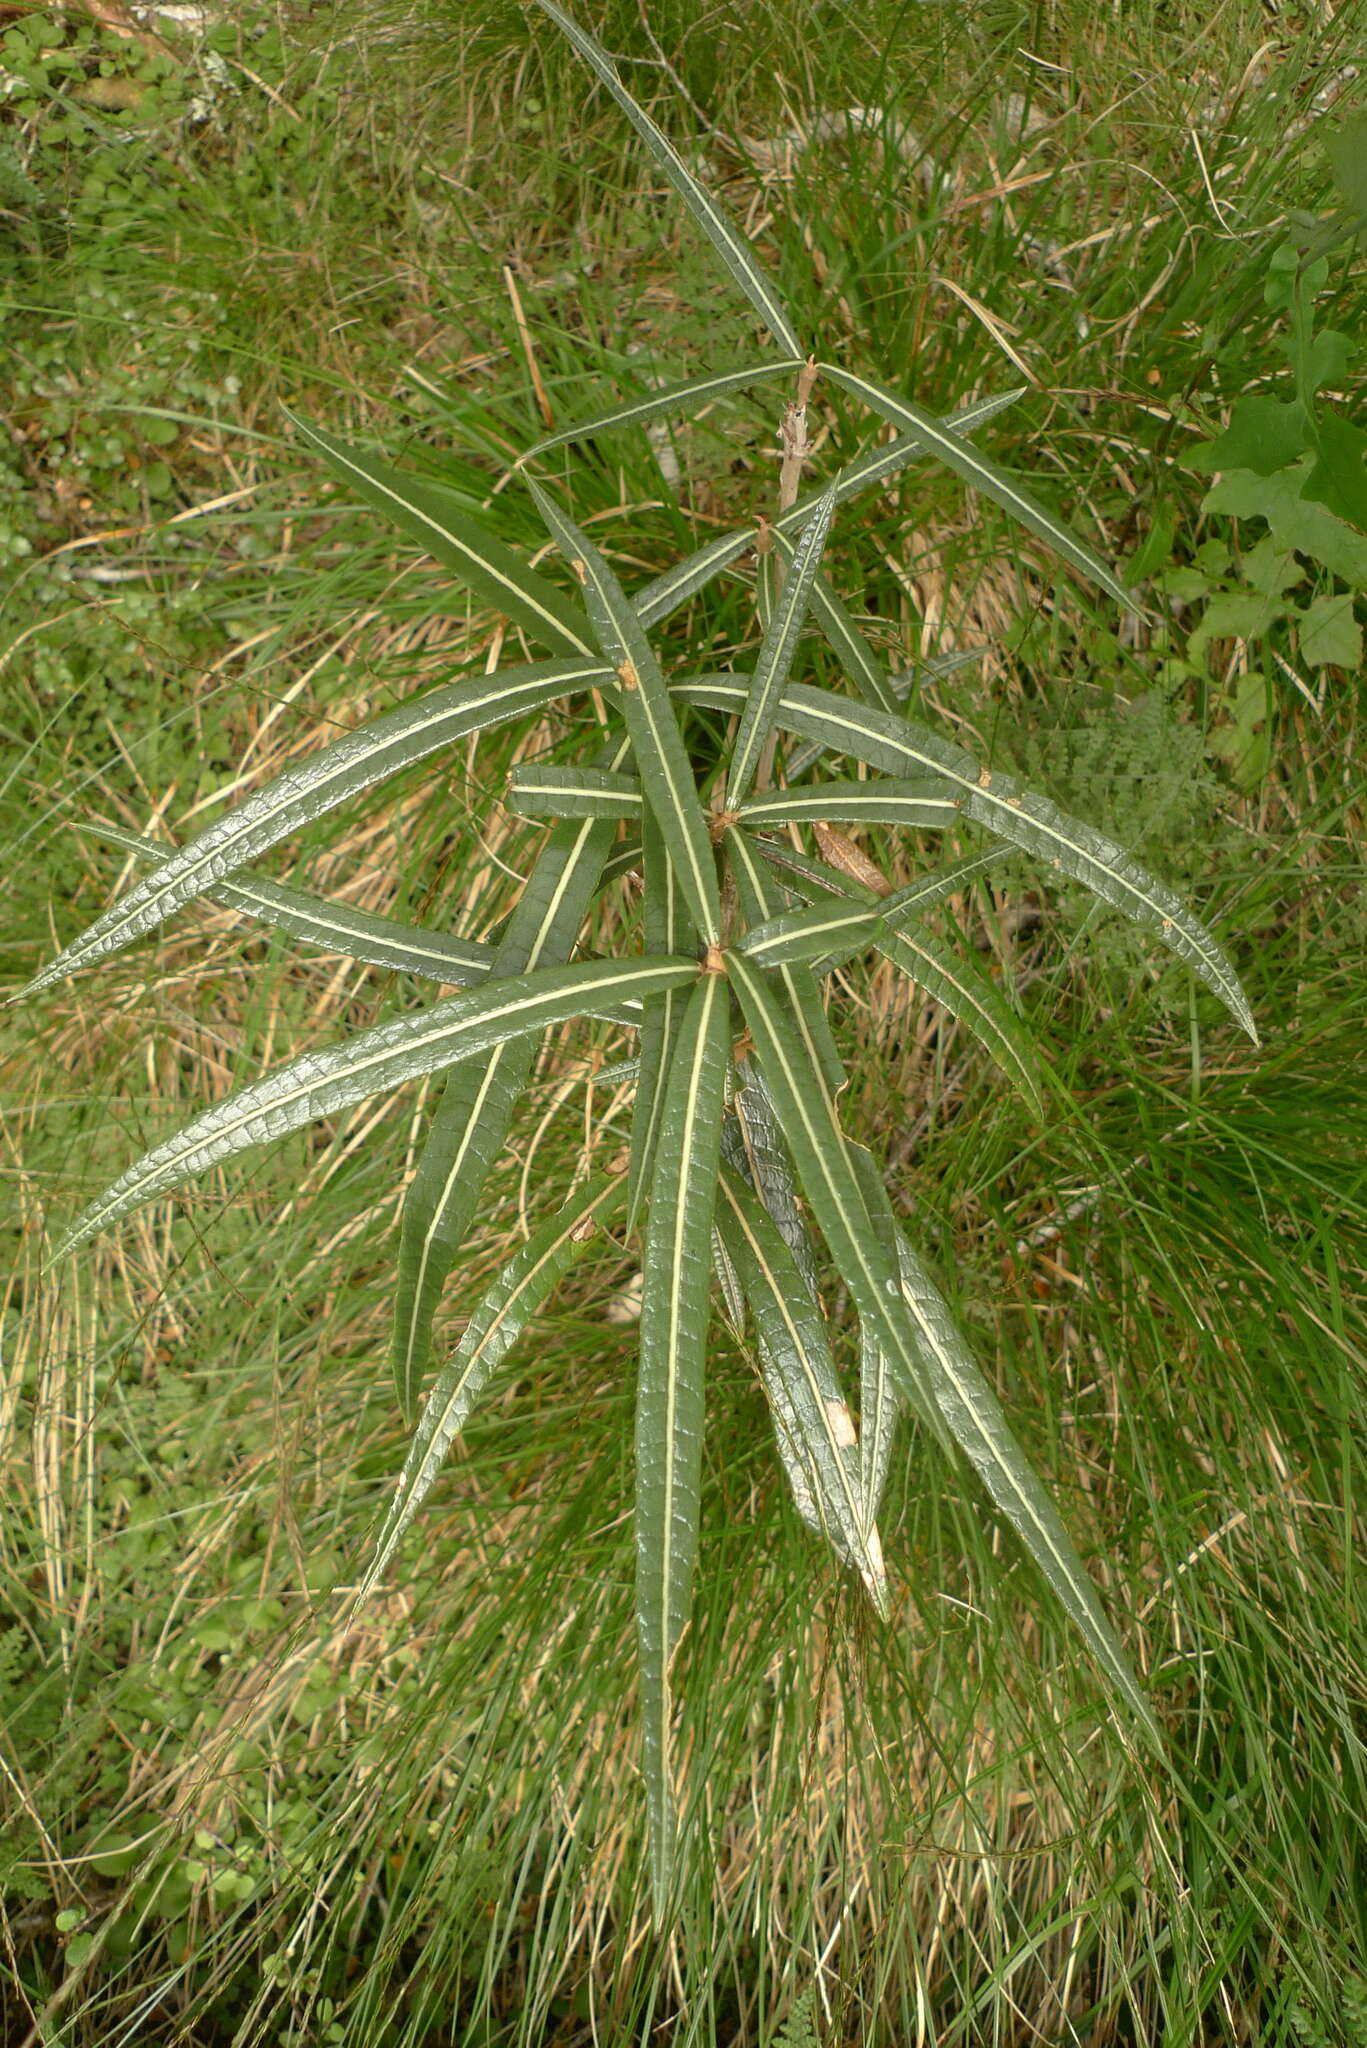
[23,660,608,999]
[529,481,723,943]
[636,970,729,1914]
[287,410,596,655]
[55,956,696,1259]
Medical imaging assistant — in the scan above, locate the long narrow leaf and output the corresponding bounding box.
[635,391,1025,632]
[529,481,722,943]
[712,1226,747,1334]
[843,1139,950,1459]
[819,365,1136,609]
[680,679,1257,1040]
[886,1203,1161,1740]
[878,922,1045,1115]
[727,1060,821,1304]
[287,410,596,655]
[524,358,804,458]
[727,951,1158,1737]
[717,1167,887,1614]
[753,833,1009,925]
[22,660,608,999]
[535,2,804,357]
[737,898,885,975]
[729,488,838,804]
[745,838,1036,1099]
[83,819,649,1030]
[636,969,729,1913]
[76,821,497,987]
[724,826,847,1101]
[738,779,958,831]
[506,764,643,820]
[769,522,900,716]
[629,810,699,1229]
[784,646,986,782]
[53,956,696,1259]
[391,804,620,1418]
[358,1173,627,1603]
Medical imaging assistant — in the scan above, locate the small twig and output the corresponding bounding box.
[502,262,555,433]
[75,0,177,62]
[775,357,820,541]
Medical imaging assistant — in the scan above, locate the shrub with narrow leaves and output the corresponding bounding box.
[25,1,1257,1918]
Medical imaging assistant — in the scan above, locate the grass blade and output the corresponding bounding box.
[717,1166,887,1614]
[819,365,1137,610]
[534,2,804,357]
[21,659,608,999]
[287,409,596,655]
[529,480,722,943]
[728,488,838,804]
[54,956,696,1259]
[358,1173,627,1603]
[636,969,729,1915]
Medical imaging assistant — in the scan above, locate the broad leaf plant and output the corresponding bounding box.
[26,2,1257,1916]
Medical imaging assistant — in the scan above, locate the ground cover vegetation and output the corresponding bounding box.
[2,1,1365,2044]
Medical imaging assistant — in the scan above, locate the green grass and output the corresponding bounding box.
[3,0,1366,2040]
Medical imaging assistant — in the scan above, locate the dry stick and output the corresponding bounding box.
[502,262,556,434]
[754,356,820,795]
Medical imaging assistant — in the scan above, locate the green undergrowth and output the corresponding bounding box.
[3,0,1365,2041]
